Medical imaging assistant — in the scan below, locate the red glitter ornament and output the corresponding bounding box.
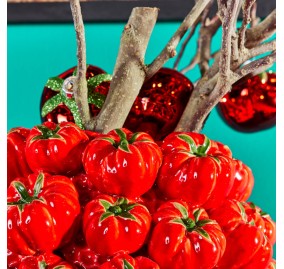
[40,65,110,124]
[124,68,194,140]
[218,72,276,132]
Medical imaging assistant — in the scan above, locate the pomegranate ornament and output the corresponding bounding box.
[40,65,111,129]
[218,72,276,132]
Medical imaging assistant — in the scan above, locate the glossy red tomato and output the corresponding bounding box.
[18,254,73,269]
[7,127,32,187]
[209,199,274,269]
[83,194,151,256]
[61,241,107,269]
[83,128,163,198]
[227,159,254,201]
[25,121,89,176]
[100,252,160,269]
[148,200,226,269]
[157,132,235,209]
[7,172,80,255]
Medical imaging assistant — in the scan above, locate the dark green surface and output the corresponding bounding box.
[8,22,276,224]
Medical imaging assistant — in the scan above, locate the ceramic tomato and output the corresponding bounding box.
[83,128,162,198]
[7,127,32,187]
[209,199,274,269]
[7,172,80,255]
[25,121,89,176]
[83,194,151,256]
[148,200,226,269]
[61,241,107,269]
[18,254,73,269]
[100,252,160,269]
[227,159,254,201]
[157,132,235,209]
[71,173,101,207]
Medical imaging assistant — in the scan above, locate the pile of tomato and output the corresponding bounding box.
[7,121,276,269]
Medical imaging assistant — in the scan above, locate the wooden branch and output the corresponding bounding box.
[146,0,211,80]
[235,51,276,79]
[91,7,159,133]
[69,0,90,128]
[245,9,276,48]
[238,0,256,51]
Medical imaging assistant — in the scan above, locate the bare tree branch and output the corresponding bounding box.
[245,9,276,48]
[91,7,159,133]
[146,0,211,80]
[69,0,90,127]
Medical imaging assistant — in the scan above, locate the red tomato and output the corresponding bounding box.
[25,121,89,176]
[266,259,276,269]
[7,127,32,186]
[148,200,226,269]
[61,241,107,269]
[83,128,163,198]
[71,173,101,207]
[7,172,80,255]
[18,254,73,269]
[100,252,160,269]
[83,194,151,256]
[157,132,235,209]
[209,199,274,269]
[227,159,254,201]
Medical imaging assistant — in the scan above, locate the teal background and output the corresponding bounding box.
[7,22,275,231]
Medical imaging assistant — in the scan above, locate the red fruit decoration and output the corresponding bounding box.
[18,254,73,269]
[124,68,194,140]
[148,200,226,269]
[209,199,275,269]
[7,172,80,255]
[41,67,193,140]
[100,252,160,269]
[218,72,276,132]
[25,121,89,176]
[157,132,235,209]
[7,127,32,187]
[40,65,111,129]
[83,194,151,256]
[83,128,162,198]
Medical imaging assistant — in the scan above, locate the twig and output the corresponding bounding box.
[173,20,199,70]
[91,7,159,133]
[245,9,276,48]
[69,0,90,128]
[146,0,211,80]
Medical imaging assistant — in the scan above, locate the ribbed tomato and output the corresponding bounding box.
[209,199,275,269]
[7,172,80,255]
[157,132,235,209]
[83,194,151,256]
[7,127,32,186]
[83,128,162,198]
[227,159,254,201]
[148,200,226,269]
[100,252,160,269]
[25,121,89,176]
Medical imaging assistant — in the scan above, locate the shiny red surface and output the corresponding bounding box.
[218,72,276,132]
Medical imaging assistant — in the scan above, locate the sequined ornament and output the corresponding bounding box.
[40,65,111,128]
[218,72,276,132]
[124,68,194,140]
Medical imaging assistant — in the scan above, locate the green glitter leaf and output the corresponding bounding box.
[41,94,63,117]
[87,73,112,88]
[64,97,84,129]
[45,77,64,92]
[88,92,106,108]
